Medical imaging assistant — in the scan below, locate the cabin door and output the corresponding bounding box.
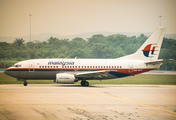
[128,62,133,73]
[29,62,34,72]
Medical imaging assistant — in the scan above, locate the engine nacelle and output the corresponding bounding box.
[56,73,75,84]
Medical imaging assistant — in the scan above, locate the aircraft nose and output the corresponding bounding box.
[4,68,10,76]
[4,69,8,75]
[4,68,18,78]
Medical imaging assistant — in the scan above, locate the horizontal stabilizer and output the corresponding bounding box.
[145,59,174,65]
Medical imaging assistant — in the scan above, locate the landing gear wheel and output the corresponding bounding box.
[84,81,89,86]
[23,82,28,86]
[81,80,89,86]
[81,81,84,86]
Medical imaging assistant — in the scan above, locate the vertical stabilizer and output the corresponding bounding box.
[119,27,166,61]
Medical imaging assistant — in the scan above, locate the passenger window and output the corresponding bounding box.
[87,66,89,68]
[39,66,41,68]
[75,66,77,68]
[106,66,108,68]
[95,66,97,68]
[109,66,111,68]
[67,66,69,68]
[84,66,86,68]
[90,66,92,68]
[65,66,67,68]
[117,66,119,68]
[45,66,47,68]
[73,66,74,68]
[78,66,80,68]
[56,66,58,68]
[48,66,50,68]
[98,66,100,68]
[42,66,44,68]
[112,66,113,68]
[82,66,83,68]
[114,66,116,68]
[50,66,52,68]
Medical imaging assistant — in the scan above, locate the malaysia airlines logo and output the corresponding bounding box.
[142,44,158,57]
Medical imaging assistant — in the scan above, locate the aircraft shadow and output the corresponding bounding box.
[54,84,105,88]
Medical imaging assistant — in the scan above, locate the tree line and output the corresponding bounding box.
[0,33,175,70]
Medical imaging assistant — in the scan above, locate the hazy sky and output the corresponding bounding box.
[0,0,176,37]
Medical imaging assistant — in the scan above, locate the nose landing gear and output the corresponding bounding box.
[17,79,28,86]
[23,81,28,86]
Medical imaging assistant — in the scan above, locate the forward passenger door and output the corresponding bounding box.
[29,62,34,72]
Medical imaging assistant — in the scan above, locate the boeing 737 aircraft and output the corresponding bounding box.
[4,27,173,86]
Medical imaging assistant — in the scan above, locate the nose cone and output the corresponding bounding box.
[4,68,13,77]
[4,68,19,78]
[4,69,9,75]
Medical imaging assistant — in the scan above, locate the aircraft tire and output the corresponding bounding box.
[84,81,89,86]
[81,81,84,86]
[23,82,28,86]
[81,81,89,86]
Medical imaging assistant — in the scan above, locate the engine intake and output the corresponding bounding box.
[56,73,75,84]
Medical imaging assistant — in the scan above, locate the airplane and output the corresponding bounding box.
[4,27,173,86]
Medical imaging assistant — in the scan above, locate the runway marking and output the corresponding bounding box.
[89,90,176,115]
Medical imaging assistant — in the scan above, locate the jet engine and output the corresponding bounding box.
[56,73,75,84]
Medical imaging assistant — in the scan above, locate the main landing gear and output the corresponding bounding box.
[81,80,89,86]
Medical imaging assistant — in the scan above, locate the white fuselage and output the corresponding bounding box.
[5,58,161,80]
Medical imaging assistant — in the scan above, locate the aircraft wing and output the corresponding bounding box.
[145,59,174,65]
[75,70,111,79]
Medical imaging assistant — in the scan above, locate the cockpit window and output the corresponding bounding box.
[12,64,21,67]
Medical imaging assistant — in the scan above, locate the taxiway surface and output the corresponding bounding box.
[0,85,176,120]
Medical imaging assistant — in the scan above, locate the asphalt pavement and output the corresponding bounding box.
[0,84,176,120]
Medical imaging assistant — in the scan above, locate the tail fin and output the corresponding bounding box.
[119,27,166,61]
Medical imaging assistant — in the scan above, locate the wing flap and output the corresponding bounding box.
[75,70,111,78]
